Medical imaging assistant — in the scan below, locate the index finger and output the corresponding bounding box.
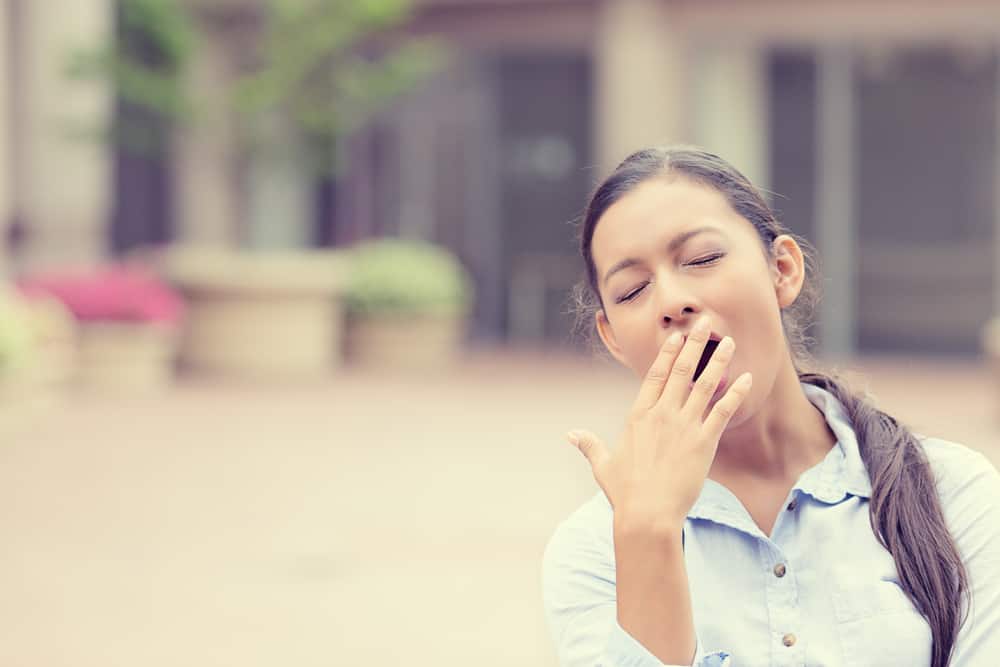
[633,331,684,412]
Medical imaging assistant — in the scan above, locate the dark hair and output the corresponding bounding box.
[574,145,969,667]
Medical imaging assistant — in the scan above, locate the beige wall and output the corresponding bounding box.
[410,0,596,51]
[673,0,1000,44]
[15,0,112,270]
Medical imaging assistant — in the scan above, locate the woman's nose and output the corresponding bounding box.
[661,306,699,327]
[655,281,700,326]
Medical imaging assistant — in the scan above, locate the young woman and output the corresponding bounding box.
[542,146,1000,667]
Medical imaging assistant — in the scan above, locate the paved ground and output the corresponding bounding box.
[0,349,997,667]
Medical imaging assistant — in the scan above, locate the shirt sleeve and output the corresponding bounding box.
[542,504,731,667]
[932,445,1000,665]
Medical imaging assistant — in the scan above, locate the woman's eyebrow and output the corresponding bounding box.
[602,226,722,286]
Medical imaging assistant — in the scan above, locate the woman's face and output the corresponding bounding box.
[591,176,802,417]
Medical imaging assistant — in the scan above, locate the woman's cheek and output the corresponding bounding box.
[631,338,661,379]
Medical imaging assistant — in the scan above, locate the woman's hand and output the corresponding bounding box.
[568,316,752,537]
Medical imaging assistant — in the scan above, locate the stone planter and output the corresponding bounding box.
[19,293,77,391]
[165,248,346,380]
[75,321,178,392]
[346,311,467,371]
[0,292,76,430]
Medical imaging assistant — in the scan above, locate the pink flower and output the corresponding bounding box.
[16,265,185,325]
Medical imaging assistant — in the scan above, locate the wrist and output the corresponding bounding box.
[613,514,686,545]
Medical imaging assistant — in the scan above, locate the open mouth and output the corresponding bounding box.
[693,337,721,383]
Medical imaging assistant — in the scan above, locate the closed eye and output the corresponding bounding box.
[616,282,647,304]
[615,253,723,304]
[688,252,724,266]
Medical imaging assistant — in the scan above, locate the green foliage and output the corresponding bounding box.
[70,0,443,168]
[0,290,36,377]
[233,0,445,173]
[67,0,197,154]
[345,239,473,316]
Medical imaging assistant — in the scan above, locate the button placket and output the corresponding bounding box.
[758,540,799,663]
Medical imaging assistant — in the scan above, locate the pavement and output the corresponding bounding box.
[0,349,997,667]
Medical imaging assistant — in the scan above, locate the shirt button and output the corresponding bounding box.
[773,563,787,578]
[787,499,798,511]
[783,633,796,647]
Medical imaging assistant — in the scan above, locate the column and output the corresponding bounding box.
[173,22,239,246]
[16,0,112,270]
[815,44,856,359]
[0,0,10,275]
[244,110,314,249]
[692,42,770,190]
[397,99,436,241]
[594,0,688,173]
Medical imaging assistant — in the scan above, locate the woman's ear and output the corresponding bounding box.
[771,234,806,309]
[595,310,629,367]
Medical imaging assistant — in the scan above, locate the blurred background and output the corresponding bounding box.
[3,0,1000,665]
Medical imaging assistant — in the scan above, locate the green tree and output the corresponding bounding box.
[70,0,444,172]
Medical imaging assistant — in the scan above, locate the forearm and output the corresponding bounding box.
[614,521,696,665]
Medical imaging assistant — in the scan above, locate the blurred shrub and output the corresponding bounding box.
[0,288,36,376]
[345,239,473,316]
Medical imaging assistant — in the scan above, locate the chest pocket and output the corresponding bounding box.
[831,578,932,666]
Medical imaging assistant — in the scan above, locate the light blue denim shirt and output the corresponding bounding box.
[542,383,1000,667]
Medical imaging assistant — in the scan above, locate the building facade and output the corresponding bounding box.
[3,0,1000,355]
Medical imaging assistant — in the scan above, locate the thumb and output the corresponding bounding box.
[567,429,610,470]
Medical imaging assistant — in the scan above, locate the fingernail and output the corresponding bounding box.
[668,332,683,346]
[696,317,710,333]
[566,430,580,445]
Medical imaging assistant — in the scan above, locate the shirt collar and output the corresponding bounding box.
[688,381,872,528]
[798,382,873,503]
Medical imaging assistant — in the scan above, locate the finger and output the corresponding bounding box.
[634,331,684,412]
[660,316,712,409]
[702,372,752,440]
[683,335,735,419]
[567,429,610,471]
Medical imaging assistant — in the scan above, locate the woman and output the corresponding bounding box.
[542,146,1000,667]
